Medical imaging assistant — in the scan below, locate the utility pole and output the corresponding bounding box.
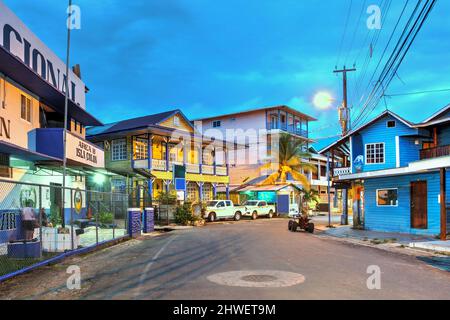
[333,66,356,226]
[334,67,356,136]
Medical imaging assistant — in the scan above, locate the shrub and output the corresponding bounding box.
[175,202,198,225]
[99,211,114,225]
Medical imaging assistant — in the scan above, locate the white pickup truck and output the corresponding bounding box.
[242,200,276,220]
[204,200,246,222]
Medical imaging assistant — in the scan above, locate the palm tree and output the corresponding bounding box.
[259,134,317,190]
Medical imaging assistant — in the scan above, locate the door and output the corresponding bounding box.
[411,181,427,229]
[215,201,227,218]
[277,195,290,215]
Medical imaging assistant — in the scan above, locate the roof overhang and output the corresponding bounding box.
[0,45,102,126]
[336,156,450,181]
[192,105,317,122]
[0,140,61,163]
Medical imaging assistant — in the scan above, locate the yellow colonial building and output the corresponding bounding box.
[86,110,230,205]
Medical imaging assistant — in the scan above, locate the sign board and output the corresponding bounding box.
[0,1,86,109]
[173,164,186,191]
[66,132,105,168]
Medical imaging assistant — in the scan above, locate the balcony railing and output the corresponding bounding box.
[420,145,450,160]
[202,165,214,175]
[131,159,228,176]
[268,122,308,137]
[333,167,352,176]
[152,159,167,171]
[186,163,200,173]
[216,166,227,176]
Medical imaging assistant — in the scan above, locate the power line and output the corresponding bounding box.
[352,0,436,128]
[335,0,354,69]
[344,0,368,66]
[385,88,450,97]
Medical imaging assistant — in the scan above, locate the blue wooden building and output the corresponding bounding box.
[321,105,449,238]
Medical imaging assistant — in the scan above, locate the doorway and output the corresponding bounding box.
[50,183,63,226]
[411,181,428,229]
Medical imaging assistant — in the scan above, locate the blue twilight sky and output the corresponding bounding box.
[4,0,450,149]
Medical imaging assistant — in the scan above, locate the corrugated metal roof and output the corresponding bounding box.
[86,109,181,136]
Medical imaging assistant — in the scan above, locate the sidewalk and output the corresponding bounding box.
[410,241,450,253]
[318,225,436,245]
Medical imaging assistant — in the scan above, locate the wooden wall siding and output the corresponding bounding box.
[104,136,133,173]
[363,172,441,236]
[352,115,418,172]
[399,137,421,167]
[159,115,193,133]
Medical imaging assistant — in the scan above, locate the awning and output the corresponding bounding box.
[0,140,61,163]
[0,45,102,126]
[238,184,300,192]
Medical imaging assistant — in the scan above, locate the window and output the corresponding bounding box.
[387,120,396,128]
[173,116,180,127]
[217,201,225,208]
[259,201,267,207]
[212,120,221,128]
[112,139,127,161]
[365,143,385,164]
[377,189,398,207]
[187,182,198,202]
[134,138,148,160]
[0,153,11,178]
[320,165,327,177]
[202,184,213,201]
[21,95,31,122]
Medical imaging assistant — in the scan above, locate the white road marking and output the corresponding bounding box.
[134,234,179,298]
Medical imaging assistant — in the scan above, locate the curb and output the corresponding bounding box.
[314,232,448,258]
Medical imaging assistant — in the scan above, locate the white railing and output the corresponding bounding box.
[133,159,149,169]
[202,165,214,175]
[333,167,352,176]
[152,159,167,171]
[216,166,227,176]
[186,163,200,173]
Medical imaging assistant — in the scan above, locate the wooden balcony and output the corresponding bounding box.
[420,145,450,160]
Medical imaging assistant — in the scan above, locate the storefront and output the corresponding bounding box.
[0,2,113,252]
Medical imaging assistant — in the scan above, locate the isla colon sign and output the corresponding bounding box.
[66,132,105,168]
[0,2,86,110]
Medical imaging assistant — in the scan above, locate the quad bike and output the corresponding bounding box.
[288,214,315,233]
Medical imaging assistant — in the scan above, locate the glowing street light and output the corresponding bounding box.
[313,92,334,110]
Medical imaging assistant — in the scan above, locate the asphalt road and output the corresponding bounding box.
[0,219,449,300]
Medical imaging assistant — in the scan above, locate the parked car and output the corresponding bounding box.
[242,200,276,220]
[204,200,246,222]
